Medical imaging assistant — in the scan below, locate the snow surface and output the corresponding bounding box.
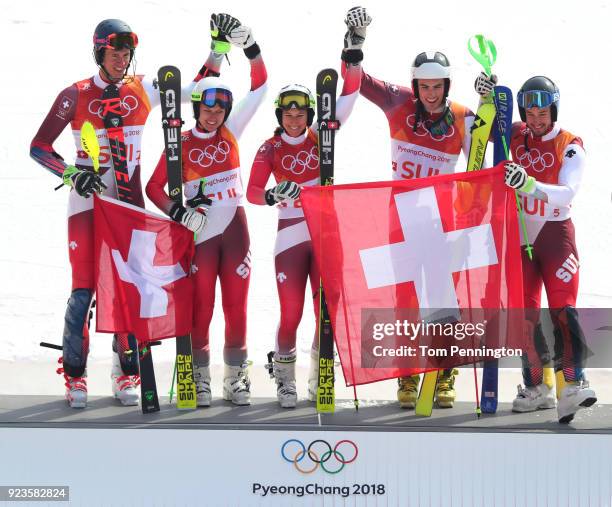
[1,0,610,398]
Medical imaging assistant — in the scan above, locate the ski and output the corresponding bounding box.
[415,370,439,416]
[315,69,339,413]
[478,85,513,414]
[101,84,160,414]
[466,100,496,172]
[157,65,197,410]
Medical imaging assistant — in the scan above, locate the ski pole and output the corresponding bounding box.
[468,34,533,259]
[169,359,177,404]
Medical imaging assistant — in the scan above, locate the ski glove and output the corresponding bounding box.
[63,165,107,198]
[265,181,301,205]
[474,72,498,97]
[226,25,256,49]
[344,6,371,51]
[186,180,213,208]
[210,14,236,54]
[169,202,208,234]
[504,161,536,194]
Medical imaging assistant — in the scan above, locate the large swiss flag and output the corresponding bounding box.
[94,195,195,342]
[301,163,528,386]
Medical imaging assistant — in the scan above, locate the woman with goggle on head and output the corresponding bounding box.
[147,13,268,407]
[246,28,362,409]
[29,18,226,409]
[503,76,596,424]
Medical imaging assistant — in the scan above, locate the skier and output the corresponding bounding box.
[30,18,220,408]
[503,76,596,423]
[146,14,267,407]
[246,59,361,407]
[342,6,493,408]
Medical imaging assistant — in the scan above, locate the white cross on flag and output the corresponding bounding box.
[300,164,525,386]
[94,195,195,342]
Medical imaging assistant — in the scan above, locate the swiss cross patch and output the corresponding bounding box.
[56,96,74,120]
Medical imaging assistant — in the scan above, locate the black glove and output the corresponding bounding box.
[186,180,213,208]
[63,165,107,198]
[265,181,301,206]
[213,13,242,35]
[169,202,208,234]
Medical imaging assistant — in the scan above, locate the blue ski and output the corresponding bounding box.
[481,84,513,414]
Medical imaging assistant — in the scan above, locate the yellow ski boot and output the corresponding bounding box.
[435,369,458,408]
[397,375,420,409]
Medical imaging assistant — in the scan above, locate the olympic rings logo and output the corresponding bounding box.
[515,145,554,173]
[281,147,319,175]
[189,141,231,168]
[405,114,454,141]
[281,439,358,474]
[88,95,139,118]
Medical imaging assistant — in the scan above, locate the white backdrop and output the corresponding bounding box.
[1,0,610,372]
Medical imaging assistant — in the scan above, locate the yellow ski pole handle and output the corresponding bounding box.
[80,121,100,173]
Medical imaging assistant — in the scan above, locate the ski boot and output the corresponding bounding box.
[57,357,87,409]
[435,368,458,408]
[223,362,251,406]
[110,350,140,406]
[397,375,420,409]
[512,383,556,413]
[194,364,212,407]
[557,380,597,424]
[266,352,297,408]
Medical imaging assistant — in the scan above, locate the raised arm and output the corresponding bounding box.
[218,14,268,140]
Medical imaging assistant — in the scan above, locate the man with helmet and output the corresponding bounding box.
[341,7,490,409]
[146,14,267,407]
[29,17,230,408]
[246,62,361,407]
[503,76,596,423]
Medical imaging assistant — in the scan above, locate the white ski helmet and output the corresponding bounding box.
[191,76,233,122]
[410,51,451,99]
[274,84,316,127]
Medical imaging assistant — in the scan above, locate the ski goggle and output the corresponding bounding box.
[276,91,313,109]
[192,88,233,109]
[517,89,559,109]
[94,32,139,51]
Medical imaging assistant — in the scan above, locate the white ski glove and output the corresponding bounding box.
[504,161,536,193]
[474,72,498,97]
[344,6,372,51]
[265,181,301,205]
[169,203,208,234]
[226,25,255,49]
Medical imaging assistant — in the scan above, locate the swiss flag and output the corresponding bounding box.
[94,195,195,342]
[301,163,529,386]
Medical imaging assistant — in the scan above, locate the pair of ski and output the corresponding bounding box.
[96,67,197,413]
[415,35,513,416]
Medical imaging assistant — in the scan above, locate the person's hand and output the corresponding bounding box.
[265,181,301,205]
[504,161,536,193]
[63,165,107,198]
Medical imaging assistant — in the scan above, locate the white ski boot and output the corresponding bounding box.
[557,380,597,424]
[194,364,211,407]
[266,353,297,408]
[111,351,140,406]
[307,352,319,402]
[57,357,87,409]
[512,383,556,412]
[223,362,251,406]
